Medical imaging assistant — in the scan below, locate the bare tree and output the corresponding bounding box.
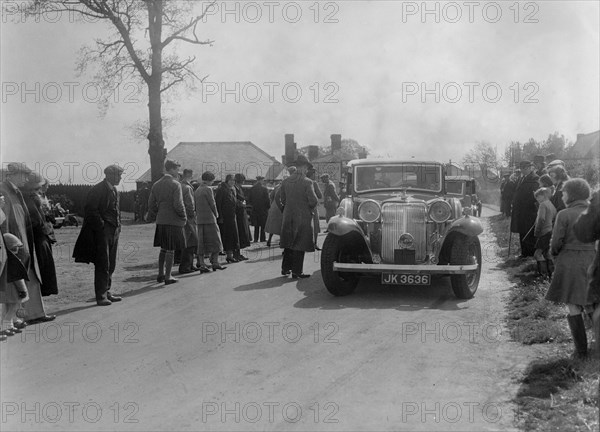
[28,0,214,182]
[462,141,499,170]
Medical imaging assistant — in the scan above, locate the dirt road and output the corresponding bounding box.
[1,207,538,431]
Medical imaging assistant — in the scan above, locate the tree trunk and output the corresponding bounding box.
[146,0,165,184]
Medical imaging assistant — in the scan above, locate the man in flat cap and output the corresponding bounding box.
[247,176,270,243]
[511,160,539,258]
[280,155,319,278]
[73,164,124,306]
[1,162,55,324]
[321,173,340,224]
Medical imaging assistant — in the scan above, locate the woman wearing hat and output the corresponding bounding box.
[0,163,55,323]
[147,160,187,285]
[21,172,58,297]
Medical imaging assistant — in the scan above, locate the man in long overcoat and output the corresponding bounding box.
[0,163,55,323]
[510,161,539,257]
[178,169,198,274]
[247,176,270,243]
[280,155,319,278]
[73,164,124,306]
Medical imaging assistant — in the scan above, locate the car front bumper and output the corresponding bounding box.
[333,263,478,274]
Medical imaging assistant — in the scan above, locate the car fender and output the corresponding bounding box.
[436,216,482,261]
[447,215,483,237]
[326,215,366,237]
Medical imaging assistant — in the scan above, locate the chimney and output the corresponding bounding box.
[308,145,319,161]
[285,134,296,163]
[331,134,342,154]
[281,155,286,165]
[358,149,367,159]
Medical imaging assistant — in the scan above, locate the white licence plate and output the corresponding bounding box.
[381,273,431,285]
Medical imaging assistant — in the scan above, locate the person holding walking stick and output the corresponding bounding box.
[510,161,539,258]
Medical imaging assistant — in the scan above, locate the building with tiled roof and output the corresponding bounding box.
[572,130,600,159]
[135,141,284,187]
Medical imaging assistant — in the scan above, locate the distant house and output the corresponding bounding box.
[135,141,284,188]
[310,151,361,185]
[572,130,600,160]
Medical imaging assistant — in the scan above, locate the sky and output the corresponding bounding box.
[1,0,599,190]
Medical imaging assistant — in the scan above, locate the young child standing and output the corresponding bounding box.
[545,178,595,359]
[533,187,557,278]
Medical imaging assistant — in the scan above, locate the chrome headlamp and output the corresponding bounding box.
[358,200,381,223]
[428,200,452,223]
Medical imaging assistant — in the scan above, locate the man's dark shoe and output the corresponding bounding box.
[97,299,112,306]
[292,273,310,279]
[165,278,179,285]
[212,264,227,271]
[13,320,27,329]
[107,293,122,302]
[33,315,56,323]
[198,266,211,273]
[281,269,291,276]
[179,269,195,275]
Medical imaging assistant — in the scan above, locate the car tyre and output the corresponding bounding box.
[449,235,481,299]
[321,234,359,296]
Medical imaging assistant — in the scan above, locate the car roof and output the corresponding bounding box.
[347,159,442,167]
[446,176,474,181]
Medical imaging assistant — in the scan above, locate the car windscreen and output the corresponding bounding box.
[445,181,463,195]
[354,164,442,193]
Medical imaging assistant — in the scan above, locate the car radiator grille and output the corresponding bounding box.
[381,203,427,263]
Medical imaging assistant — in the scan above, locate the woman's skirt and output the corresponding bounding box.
[153,224,186,251]
[546,249,595,305]
[197,223,223,255]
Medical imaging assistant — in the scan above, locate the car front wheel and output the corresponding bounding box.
[449,236,481,299]
[320,234,359,296]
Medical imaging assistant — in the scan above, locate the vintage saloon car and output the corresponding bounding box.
[445,175,482,217]
[320,160,483,299]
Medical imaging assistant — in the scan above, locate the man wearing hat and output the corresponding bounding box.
[0,162,55,323]
[533,155,546,176]
[510,160,540,258]
[280,155,319,278]
[321,173,340,224]
[247,175,270,243]
[73,164,124,306]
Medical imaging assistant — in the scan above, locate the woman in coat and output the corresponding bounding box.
[21,173,58,296]
[194,172,225,271]
[573,189,600,357]
[545,178,595,359]
[147,160,187,285]
[0,164,54,324]
[233,174,250,260]
[215,175,240,263]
